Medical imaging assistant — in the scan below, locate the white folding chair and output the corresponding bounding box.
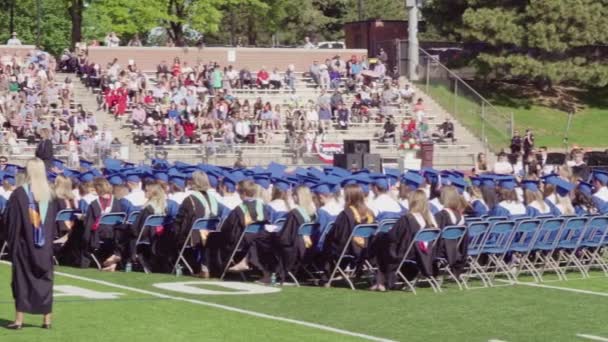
[89,212,127,270]
[173,217,221,275]
[220,222,265,280]
[395,228,442,294]
[134,215,166,274]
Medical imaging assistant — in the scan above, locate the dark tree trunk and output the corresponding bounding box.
[9,0,15,35]
[69,0,83,48]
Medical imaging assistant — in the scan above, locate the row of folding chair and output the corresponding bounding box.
[466,216,608,287]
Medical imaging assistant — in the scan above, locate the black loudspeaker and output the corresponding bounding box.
[546,153,566,165]
[586,152,608,167]
[344,140,370,154]
[333,153,364,171]
[363,154,382,173]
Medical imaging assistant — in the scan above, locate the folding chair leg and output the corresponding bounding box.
[583,249,608,276]
[396,269,417,294]
[220,235,246,280]
[287,272,300,287]
[90,253,102,270]
[443,266,464,291]
[53,256,59,266]
[0,242,7,258]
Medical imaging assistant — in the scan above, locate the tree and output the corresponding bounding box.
[68,0,84,48]
[423,0,608,89]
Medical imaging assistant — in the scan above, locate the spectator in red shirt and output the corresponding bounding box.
[256,67,270,89]
[172,57,182,77]
[182,119,196,143]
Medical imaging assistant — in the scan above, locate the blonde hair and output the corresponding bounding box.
[256,184,271,203]
[145,182,167,214]
[26,158,53,203]
[556,194,575,215]
[15,173,26,187]
[93,177,113,196]
[409,190,436,228]
[190,171,210,192]
[54,174,75,200]
[440,185,461,211]
[294,186,316,216]
[524,189,547,212]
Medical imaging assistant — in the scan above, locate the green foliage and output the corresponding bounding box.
[424,0,608,88]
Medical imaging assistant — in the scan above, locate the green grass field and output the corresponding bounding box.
[1,262,608,341]
[420,82,608,150]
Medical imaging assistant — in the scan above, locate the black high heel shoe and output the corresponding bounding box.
[42,323,52,329]
[6,323,22,330]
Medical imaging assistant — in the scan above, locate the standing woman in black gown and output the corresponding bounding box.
[35,126,54,170]
[6,158,58,329]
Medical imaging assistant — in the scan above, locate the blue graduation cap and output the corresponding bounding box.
[106,174,125,186]
[79,171,96,183]
[79,159,94,170]
[267,162,287,178]
[555,179,574,197]
[498,176,517,190]
[62,168,80,179]
[421,167,440,184]
[311,183,332,195]
[3,173,15,186]
[222,174,238,192]
[169,175,186,189]
[342,174,371,193]
[541,173,559,186]
[104,158,123,172]
[521,180,540,192]
[52,159,65,170]
[592,170,608,185]
[480,175,496,188]
[151,158,171,170]
[324,166,351,178]
[273,178,293,192]
[123,162,136,169]
[384,168,400,186]
[294,167,308,177]
[253,172,271,189]
[578,181,593,196]
[91,168,103,177]
[174,161,193,170]
[204,169,221,188]
[154,170,169,182]
[402,172,424,190]
[470,176,482,188]
[307,167,325,179]
[4,164,21,175]
[47,172,58,183]
[124,170,141,183]
[449,176,467,194]
[370,173,389,191]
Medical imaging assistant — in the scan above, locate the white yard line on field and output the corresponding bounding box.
[0,261,395,342]
[496,279,608,297]
[577,334,608,341]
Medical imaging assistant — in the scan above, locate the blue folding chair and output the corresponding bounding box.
[173,217,221,275]
[395,228,442,294]
[555,217,589,279]
[220,222,265,280]
[90,212,127,270]
[326,224,378,290]
[316,221,335,252]
[127,211,141,225]
[505,219,542,282]
[54,209,82,265]
[464,217,484,224]
[0,241,8,260]
[531,218,565,281]
[135,215,167,274]
[579,217,608,276]
[286,222,318,287]
[436,226,467,290]
[479,221,517,285]
[376,219,398,234]
[464,221,492,287]
[486,216,509,224]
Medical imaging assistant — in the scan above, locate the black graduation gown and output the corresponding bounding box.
[372,214,425,288]
[435,209,468,276]
[35,139,54,169]
[321,208,374,275]
[54,198,84,266]
[174,192,222,275]
[275,209,310,281]
[215,200,271,273]
[80,197,123,268]
[6,187,58,314]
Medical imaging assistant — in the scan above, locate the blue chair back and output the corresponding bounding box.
[464,217,483,224]
[441,226,467,241]
[557,217,588,245]
[487,216,508,224]
[143,215,166,228]
[297,222,317,236]
[274,218,286,226]
[509,219,541,248]
[582,217,608,246]
[483,221,516,252]
[536,215,553,221]
[535,218,564,244]
[127,211,141,224]
[192,217,220,231]
[245,222,264,234]
[413,228,441,243]
[352,224,378,238]
[99,212,126,225]
[56,209,80,222]
[467,221,490,253]
[377,219,397,234]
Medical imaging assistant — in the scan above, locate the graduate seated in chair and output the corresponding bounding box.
[312,181,342,252]
[275,185,317,283]
[120,172,147,215]
[219,179,272,278]
[488,176,527,219]
[371,190,437,291]
[119,181,178,273]
[369,173,405,222]
[466,177,489,217]
[591,170,608,214]
[573,181,598,216]
[81,177,123,269]
[267,179,292,223]
[321,184,375,282]
[434,185,468,277]
[174,171,226,278]
[522,180,554,218]
[77,172,97,213]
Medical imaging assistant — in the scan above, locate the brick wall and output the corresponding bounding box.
[87,46,368,73]
[0,45,40,58]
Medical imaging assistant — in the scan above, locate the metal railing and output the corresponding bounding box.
[416,48,513,152]
[0,143,125,167]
